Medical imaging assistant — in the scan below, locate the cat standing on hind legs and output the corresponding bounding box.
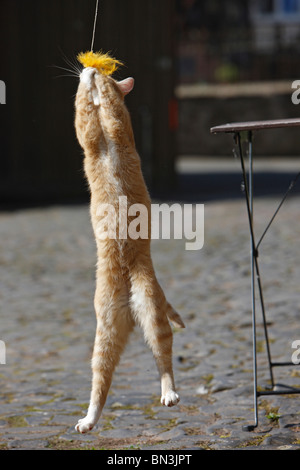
[74,53,185,434]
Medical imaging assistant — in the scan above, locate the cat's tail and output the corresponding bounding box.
[166,304,185,329]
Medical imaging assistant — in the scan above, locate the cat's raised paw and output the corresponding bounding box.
[161,391,180,407]
[75,417,95,434]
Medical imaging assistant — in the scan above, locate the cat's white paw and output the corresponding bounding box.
[80,67,96,89]
[75,404,100,434]
[161,391,180,407]
[75,416,95,434]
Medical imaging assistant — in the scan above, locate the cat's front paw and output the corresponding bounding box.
[161,391,180,407]
[75,416,95,434]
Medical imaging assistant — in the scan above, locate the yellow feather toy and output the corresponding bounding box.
[77,51,123,76]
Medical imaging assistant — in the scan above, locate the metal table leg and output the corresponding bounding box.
[235,131,300,431]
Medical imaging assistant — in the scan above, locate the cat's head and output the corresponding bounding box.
[79,67,134,106]
[75,67,135,152]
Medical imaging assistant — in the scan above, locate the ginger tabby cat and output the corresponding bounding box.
[74,66,184,434]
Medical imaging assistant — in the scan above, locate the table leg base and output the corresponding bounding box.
[242,424,257,432]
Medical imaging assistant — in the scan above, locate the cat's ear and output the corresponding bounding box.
[117,77,134,96]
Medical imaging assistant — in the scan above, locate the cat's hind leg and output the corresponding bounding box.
[129,270,180,408]
[75,283,134,433]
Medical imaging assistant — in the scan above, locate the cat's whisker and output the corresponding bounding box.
[52,64,80,76]
[53,73,79,79]
[61,51,83,76]
[54,47,83,78]
[59,47,78,67]
[50,65,81,80]
[64,58,82,76]
[68,56,83,76]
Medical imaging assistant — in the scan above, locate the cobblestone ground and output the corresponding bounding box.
[0,194,300,450]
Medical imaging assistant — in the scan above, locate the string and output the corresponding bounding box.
[91,0,99,51]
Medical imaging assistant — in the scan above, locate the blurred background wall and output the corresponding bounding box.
[175,0,300,157]
[0,0,177,205]
[1,0,300,206]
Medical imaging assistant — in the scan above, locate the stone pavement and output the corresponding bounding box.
[1,189,300,450]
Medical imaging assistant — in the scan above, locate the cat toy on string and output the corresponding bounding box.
[77,50,123,76]
[77,0,123,78]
